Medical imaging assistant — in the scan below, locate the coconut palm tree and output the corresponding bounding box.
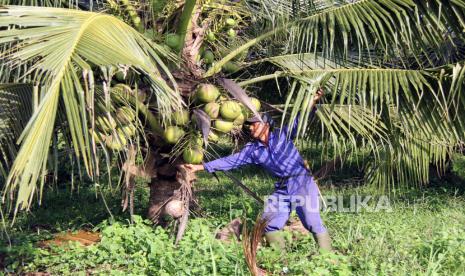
[1,0,465,236]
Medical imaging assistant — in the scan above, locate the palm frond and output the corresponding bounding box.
[207,0,465,76]
[264,59,465,190]
[261,0,465,60]
[0,6,182,212]
[0,83,33,178]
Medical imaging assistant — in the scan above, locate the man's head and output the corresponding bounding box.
[248,121,269,139]
[245,113,274,141]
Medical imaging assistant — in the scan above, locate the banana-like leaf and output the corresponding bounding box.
[0,6,182,212]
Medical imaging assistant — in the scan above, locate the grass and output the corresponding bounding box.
[1,162,465,275]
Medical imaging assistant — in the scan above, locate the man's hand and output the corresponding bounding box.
[180,164,204,173]
[312,87,325,105]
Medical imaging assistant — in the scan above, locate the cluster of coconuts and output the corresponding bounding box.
[161,83,261,164]
[90,100,137,152]
[162,15,243,74]
[202,17,243,73]
[198,84,261,134]
[162,109,204,164]
[107,0,142,30]
[205,17,237,42]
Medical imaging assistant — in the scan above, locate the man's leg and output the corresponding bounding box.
[262,188,290,250]
[292,177,333,252]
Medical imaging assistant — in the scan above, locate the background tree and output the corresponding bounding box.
[1,0,465,240]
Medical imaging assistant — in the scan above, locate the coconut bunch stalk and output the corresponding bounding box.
[192,109,211,146]
[242,216,269,276]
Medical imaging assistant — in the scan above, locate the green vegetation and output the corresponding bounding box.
[1,1,465,274]
[2,165,464,274]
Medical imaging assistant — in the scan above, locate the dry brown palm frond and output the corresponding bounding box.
[242,216,268,276]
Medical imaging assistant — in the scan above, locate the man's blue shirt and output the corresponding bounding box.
[203,112,315,193]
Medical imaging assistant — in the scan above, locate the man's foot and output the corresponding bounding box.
[264,231,286,251]
[313,231,333,252]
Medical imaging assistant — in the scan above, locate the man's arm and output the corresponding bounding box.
[184,143,256,173]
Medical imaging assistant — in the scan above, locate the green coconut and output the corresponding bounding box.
[222,62,240,74]
[233,112,245,125]
[106,131,127,151]
[206,31,216,42]
[165,33,181,49]
[182,147,204,164]
[96,116,117,133]
[172,110,190,126]
[214,119,235,133]
[163,126,185,144]
[227,29,236,38]
[116,106,136,124]
[132,16,141,26]
[120,124,136,137]
[90,129,105,144]
[250,97,261,112]
[204,102,220,119]
[226,18,236,26]
[189,134,204,148]
[115,71,126,82]
[203,50,215,64]
[208,131,219,143]
[220,101,242,120]
[196,84,220,103]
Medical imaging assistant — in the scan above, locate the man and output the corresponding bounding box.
[184,89,332,252]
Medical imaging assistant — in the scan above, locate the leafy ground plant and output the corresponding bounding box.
[1,168,464,275]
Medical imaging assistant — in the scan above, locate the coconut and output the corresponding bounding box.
[163,126,185,144]
[233,112,245,125]
[203,50,214,64]
[90,129,105,144]
[220,101,242,120]
[226,18,236,26]
[113,83,132,94]
[172,110,189,126]
[214,119,235,133]
[182,147,204,164]
[163,199,184,219]
[113,83,145,102]
[96,116,117,133]
[203,102,220,118]
[190,134,203,147]
[116,106,136,124]
[227,29,236,38]
[115,71,126,82]
[105,131,127,151]
[120,124,136,137]
[132,16,141,25]
[250,97,261,112]
[206,31,216,41]
[222,62,240,74]
[208,131,219,143]
[196,84,220,103]
[165,33,181,49]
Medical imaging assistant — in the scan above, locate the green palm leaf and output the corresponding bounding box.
[250,52,465,190]
[0,6,182,212]
[206,0,465,77]
[0,83,33,180]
